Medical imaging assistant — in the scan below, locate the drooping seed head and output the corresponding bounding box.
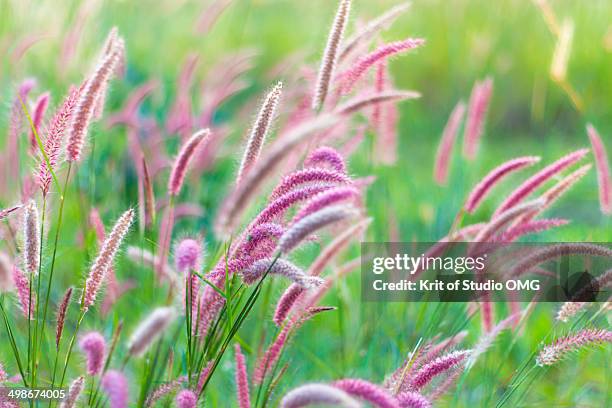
[241,258,323,288]
[494,148,588,217]
[304,146,347,174]
[339,38,425,94]
[79,331,106,376]
[60,376,84,408]
[397,392,432,408]
[464,156,541,213]
[536,329,612,366]
[22,199,40,275]
[278,205,358,254]
[280,383,361,408]
[174,238,203,274]
[168,129,210,196]
[0,252,14,291]
[409,350,471,390]
[463,77,493,160]
[101,370,129,408]
[67,33,124,162]
[434,100,466,185]
[312,0,352,111]
[234,344,251,408]
[82,209,134,311]
[333,378,399,408]
[29,92,50,149]
[127,306,176,356]
[55,287,73,349]
[336,90,420,115]
[237,81,283,183]
[587,124,611,215]
[175,389,197,408]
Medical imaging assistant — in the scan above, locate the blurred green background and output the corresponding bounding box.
[1,0,611,406]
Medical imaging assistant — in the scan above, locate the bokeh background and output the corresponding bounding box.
[1,0,611,406]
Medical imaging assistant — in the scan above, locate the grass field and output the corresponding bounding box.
[1,0,611,407]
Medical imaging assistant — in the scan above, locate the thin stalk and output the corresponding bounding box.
[38,163,73,374]
[0,297,29,386]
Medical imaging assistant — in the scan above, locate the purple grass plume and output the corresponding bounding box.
[175,389,197,408]
[168,129,210,196]
[280,383,361,408]
[237,81,283,183]
[12,265,34,319]
[67,32,124,162]
[494,148,588,217]
[463,77,493,160]
[409,350,471,390]
[464,156,541,213]
[55,287,73,349]
[22,199,40,275]
[397,391,432,408]
[78,331,106,376]
[313,0,352,110]
[102,370,129,408]
[174,238,203,273]
[434,101,466,185]
[29,92,50,150]
[60,376,84,408]
[587,124,611,215]
[127,306,176,356]
[241,258,324,288]
[333,378,400,408]
[278,205,358,254]
[339,38,425,94]
[536,329,612,366]
[234,344,251,408]
[82,209,134,311]
[304,146,347,174]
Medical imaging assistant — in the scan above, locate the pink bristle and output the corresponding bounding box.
[536,329,612,366]
[338,38,425,94]
[304,146,347,174]
[280,383,360,408]
[29,92,50,150]
[333,378,400,408]
[234,344,251,408]
[408,350,471,390]
[101,370,129,408]
[434,101,467,185]
[175,389,197,408]
[464,156,541,212]
[463,77,493,160]
[78,331,106,376]
[587,124,611,215]
[493,148,589,216]
[312,0,352,110]
[12,265,34,319]
[167,129,210,196]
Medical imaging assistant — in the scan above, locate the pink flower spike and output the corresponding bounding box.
[67,35,123,162]
[465,156,541,213]
[242,258,323,288]
[271,168,352,200]
[102,370,129,408]
[22,199,40,275]
[494,148,589,217]
[396,391,432,408]
[29,92,50,150]
[234,344,251,408]
[60,376,84,408]
[82,209,134,311]
[497,218,569,243]
[312,0,351,110]
[253,327,289,385]
[168,129,210,196]
[409,350,471,390]
[175,389,197,408]
[291,186,360,225]
[127,307,176,356]
[339,38,425,94]
[333,378,400,408]
[273,284,304,327]
[304,146,347,174]
[38,86,80,196]
[280,383,361,408]
[536,329,612,366]
[587,124,611,215]
[434,101,466,185]
[12,265,34,319]
[463,77,493,160]
[79,331,106,376]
